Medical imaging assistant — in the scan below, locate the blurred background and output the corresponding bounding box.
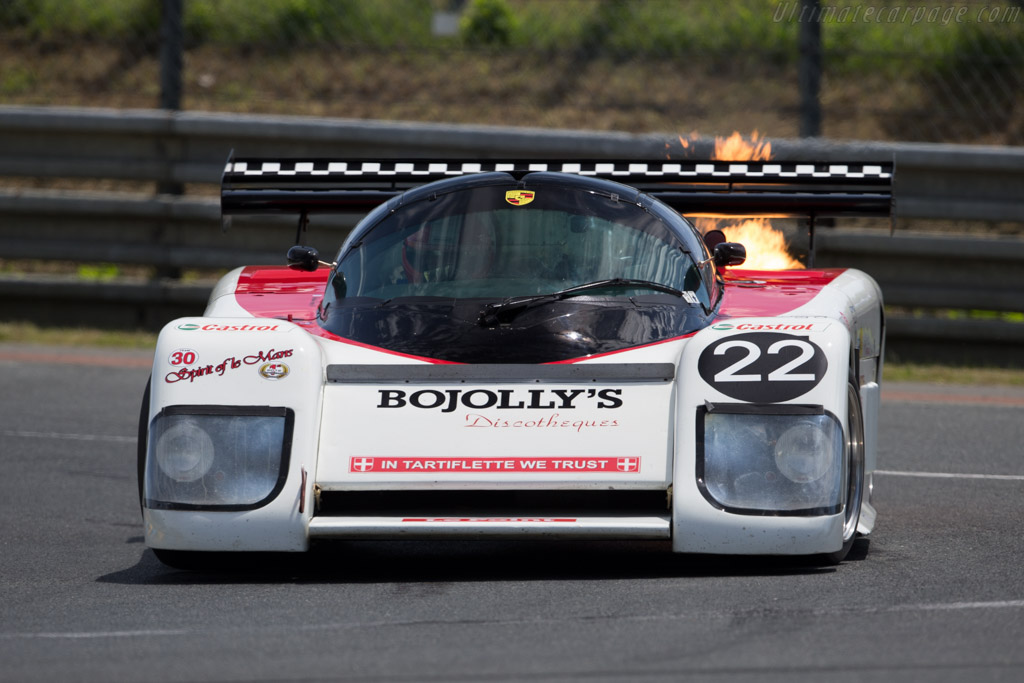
[2,0,1022,142]
[1,0,1023,363]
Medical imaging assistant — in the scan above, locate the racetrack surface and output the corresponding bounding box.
[2,344,1023,683]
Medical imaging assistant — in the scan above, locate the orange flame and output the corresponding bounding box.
[687,130,803,270]
[709,220,802,270]
[713,130,772,161]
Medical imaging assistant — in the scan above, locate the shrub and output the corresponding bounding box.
[460,0,517,47]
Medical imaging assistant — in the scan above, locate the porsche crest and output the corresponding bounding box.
[505,190,536,206]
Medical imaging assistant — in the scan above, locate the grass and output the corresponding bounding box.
[5,0,1019,59]
[0,322,156,349]
[5,40,1019,143]
[883,363,1024,387]
[2,1,1021,143]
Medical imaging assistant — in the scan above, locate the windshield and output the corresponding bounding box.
[331,183,709,305]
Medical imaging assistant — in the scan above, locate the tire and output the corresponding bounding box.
[152,549,232,571]
[137,378,151,512]
[152,549,280,572]
[819,377,866,565]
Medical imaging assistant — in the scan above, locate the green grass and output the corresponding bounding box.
[883,363,1024,387]
[3,0,1020,65]
[76,263,121,281]
[0,322,157,349]
[3,0,1020,143]
[1,0,436,47]
[0,0,160,42]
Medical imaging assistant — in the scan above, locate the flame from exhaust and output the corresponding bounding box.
[707,220,803,271]
[682,131,803,270]
[714,130,772,161]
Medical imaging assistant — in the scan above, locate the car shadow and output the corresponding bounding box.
[97,537,863,585]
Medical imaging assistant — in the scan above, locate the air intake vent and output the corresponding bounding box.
[317,489,668,517]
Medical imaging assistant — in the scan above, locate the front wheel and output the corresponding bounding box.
[153,549,288,572]
[152,549,233,571]
[137,378,150,511]
[819,378,866,565]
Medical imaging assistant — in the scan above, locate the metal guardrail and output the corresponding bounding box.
[813,230,1024,365]
[1,106,1023,364]
[3,106,1024,219]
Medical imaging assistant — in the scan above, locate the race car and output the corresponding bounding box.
[139,159,891,568]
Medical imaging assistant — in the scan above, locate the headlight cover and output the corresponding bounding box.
[698,405,843,515]
[145,406,293,510]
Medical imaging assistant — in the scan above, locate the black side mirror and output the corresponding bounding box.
[713,242,746,268]
[331,271,346,299]
[287,245,320,272]
[703,229,727,251]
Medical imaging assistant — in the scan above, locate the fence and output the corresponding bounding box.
[2,1,1023,144]
[1,105,1023,365]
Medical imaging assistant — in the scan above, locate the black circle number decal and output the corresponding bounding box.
[698,332,827,402]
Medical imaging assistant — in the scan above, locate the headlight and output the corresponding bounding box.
[700,408,843,514]
[154,418,215,483]
[145,407,293,510]
[774,421,834,484]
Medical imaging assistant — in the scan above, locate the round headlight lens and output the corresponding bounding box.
[154,419,215,482]
[774,420,833,483]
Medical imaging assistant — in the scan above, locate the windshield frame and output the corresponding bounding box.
[323,173,715,315]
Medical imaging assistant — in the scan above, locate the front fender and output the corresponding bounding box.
[143,317,323,551]
[672,317,852,555]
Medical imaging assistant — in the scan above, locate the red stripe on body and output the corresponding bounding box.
[232,266,462,363]
[234,265,328,322]
[232,266,847,364]
[718,268,844,319]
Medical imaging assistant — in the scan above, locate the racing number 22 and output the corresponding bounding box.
[713,339,816,383]
[697,332,827,403]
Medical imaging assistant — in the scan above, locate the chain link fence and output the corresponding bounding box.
[1,0,1022,144]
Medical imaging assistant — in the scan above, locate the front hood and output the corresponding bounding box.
[320,297,707,364]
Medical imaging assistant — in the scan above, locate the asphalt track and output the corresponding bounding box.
[2,344,1023,683]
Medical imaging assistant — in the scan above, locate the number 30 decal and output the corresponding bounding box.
[698,333,827,402]
[168,348,198,366]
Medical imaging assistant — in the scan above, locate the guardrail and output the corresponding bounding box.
[2,106,1023,364]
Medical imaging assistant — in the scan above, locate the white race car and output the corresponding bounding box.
[140,159,890,568]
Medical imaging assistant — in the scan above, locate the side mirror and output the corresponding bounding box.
[287,245,320,272]
[703,229,727,251]
[713,242,746,268]
[330,271,346,299]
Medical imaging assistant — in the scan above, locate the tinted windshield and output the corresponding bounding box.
[333,183,707,304]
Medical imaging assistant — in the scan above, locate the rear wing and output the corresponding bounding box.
[221,158,894,220]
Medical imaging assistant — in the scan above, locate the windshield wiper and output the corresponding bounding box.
[477,278,685,326]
